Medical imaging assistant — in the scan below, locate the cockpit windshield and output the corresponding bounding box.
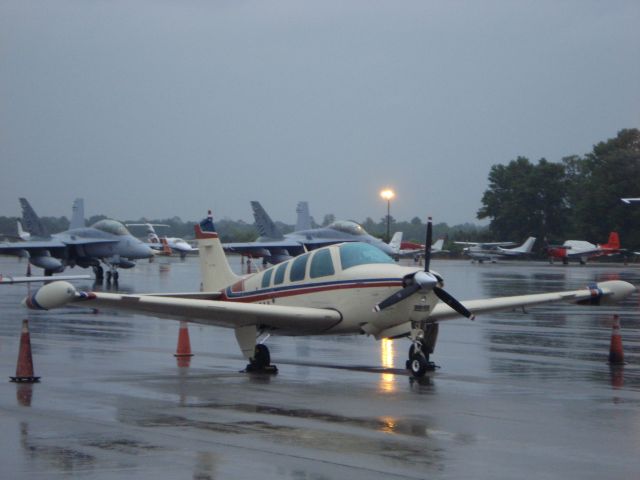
[339,242,394,270]
[328,220,366,236]
[91,219,130,236]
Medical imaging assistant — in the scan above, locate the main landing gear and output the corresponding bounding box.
[406,322,439,378]
[245,344,278,374]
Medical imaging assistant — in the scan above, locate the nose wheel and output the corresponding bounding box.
[406,323,439,378]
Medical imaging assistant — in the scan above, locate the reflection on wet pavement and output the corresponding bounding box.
[0,256,638,479]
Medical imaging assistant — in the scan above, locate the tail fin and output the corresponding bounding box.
[19,198,48,237]
[16,220,31,241]
[160,237,172,255]
[602,232,620,250]
[517,236,537,253]
[251,201,284,240]
[295,201,312,231]
[389,232,403,253]
[195,210,240,292]
[69,198,85,229]
[431,238,444,252]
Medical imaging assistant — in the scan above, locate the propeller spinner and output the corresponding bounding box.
[374,217,475,320]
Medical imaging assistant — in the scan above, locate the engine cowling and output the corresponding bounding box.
[24,281,78,310]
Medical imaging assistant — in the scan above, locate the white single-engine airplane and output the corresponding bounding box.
[25,212,636,378]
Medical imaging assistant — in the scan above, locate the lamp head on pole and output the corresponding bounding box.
[380,189,395,201]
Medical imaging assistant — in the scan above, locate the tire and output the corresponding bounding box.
[253,344,271,369]
[409,353,428,377]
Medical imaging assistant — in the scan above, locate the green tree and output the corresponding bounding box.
[478,156,569,245]
[565,128,640,247]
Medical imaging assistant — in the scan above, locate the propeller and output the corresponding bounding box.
[374,217,475,320]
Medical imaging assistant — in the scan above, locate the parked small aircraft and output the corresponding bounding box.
[126,223,198,259]
[456,237,537,263]
[26,212,635,378]
[0,198,155,281]
[547,232,622,265]
[224,201,396,264]
[389,232,447,259]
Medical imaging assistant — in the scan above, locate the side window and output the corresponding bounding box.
[310,249,335,278]
[289,253,310,282]
[261,268,273,288]
[274,262,288,285]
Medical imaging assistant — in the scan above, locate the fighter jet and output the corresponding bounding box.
[224,201,395,264]
[0,198,155,282]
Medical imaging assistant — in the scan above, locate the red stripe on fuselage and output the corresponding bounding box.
[220,280,402,303]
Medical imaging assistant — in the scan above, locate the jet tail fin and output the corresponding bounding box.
[69,198,85,229]
[431,238,444,252]
[295,201,312,231]
[195,211,241,292]
[19,198,48,237]
[251,201,284,240]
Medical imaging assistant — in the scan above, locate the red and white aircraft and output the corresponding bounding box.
[547,232,622,265]
[25,213,636,378]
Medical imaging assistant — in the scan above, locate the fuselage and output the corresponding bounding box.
[218,242,434,336]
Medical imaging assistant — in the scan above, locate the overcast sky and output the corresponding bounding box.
[1,1,638,226]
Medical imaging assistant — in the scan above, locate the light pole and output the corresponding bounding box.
[380,188,395,243]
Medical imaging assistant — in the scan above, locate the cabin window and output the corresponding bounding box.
[274,262,288,285]
[261,268,273,288]
[289,253,310,282]
[310,249,334,278]
[339,242,394,270]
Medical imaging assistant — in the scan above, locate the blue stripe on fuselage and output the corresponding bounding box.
[223,277,402,301]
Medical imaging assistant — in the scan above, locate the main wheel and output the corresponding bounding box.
[409,353,428,377]
[253,344,271,369]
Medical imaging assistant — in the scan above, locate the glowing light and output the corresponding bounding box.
[380,189,395,201]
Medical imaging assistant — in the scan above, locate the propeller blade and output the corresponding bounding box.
[424,217,433,272]
[374,283,420,312]
[433,286,475,319]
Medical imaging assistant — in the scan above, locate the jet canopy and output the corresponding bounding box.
[91,219,130,236]
[339,242,394,270]
[328,220,366,236]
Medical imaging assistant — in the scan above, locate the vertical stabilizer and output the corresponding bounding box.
[195,211,240,292]
[69,198,85,229]
[602,232,620,250]
[19,198,48,238]
[389,232,403,253]
[251,201,284,240]
[295,201,312,231]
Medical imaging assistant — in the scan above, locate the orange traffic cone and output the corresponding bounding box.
[10,319,40,383]
[174,321,194,358]
[608,315,625,365]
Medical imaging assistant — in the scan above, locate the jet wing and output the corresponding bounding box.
[53,288,343,334]
[455,241,516,247]
[223,240,307,257]
[59,238,118,246]
[0,239,68,255]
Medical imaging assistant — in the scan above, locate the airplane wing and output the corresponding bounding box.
[0,239,68,255]
[455,241,516,247]
[429,281,631,321]
[223,240,306,256]
[29,284,342,334]
[0,274,91,284]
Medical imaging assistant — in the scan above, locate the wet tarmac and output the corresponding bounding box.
[0,256,639,479]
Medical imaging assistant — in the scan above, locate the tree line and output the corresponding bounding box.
[478,128,640,253]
